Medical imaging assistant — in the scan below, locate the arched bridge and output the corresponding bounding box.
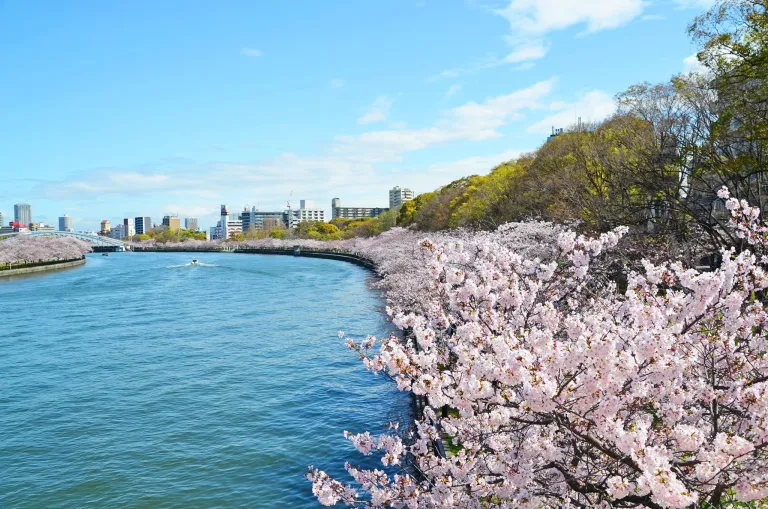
[2,231,127,250]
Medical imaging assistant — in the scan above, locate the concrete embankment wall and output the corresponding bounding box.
[132,246,378,271]
[234,248,377,271]
[0,258,86,278]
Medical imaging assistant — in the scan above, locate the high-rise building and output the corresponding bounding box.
[134,216,152,235]
[389,187,414,208]
[100,220,111,235]
[331,198,389,219]
[14,203,32,226]
[59,214,73,232]
[162,215,181,231]
[0,211,4,227]
[184,217,198,231]
[123,218,136,237]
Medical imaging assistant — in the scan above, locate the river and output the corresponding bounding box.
[0,252,409,508]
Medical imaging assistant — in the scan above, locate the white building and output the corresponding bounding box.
[122,219,136,238]
[294,199,324,223]
[59,214,73,232]
[389,186,414,208]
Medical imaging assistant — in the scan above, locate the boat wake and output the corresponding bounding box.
[166,262,218,268]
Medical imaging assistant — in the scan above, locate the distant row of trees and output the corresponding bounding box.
[126,226,207,243]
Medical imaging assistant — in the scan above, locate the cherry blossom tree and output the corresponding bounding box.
[307,196,768,508]
[0,235,91,265]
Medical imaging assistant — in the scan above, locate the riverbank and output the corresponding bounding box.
[0,257,86,278]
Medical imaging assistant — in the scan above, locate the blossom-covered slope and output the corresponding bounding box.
[0,235,91,265]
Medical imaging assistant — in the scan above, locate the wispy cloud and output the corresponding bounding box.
[357,96,394,125]
[502,40,549,64]
[240,47,263,57]
[526,90,616,134]
[495,0,647,36]
[683,52,707,73]
[445,84,462,98]
[434,0,646,81]
[329,79,345,89]
[427,150,527,175]
[340,78,557,160]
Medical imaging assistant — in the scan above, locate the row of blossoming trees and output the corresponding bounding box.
[0,235,91,267]
[298,189,768,509]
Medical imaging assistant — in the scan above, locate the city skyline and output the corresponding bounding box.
[1,186,412,234]
[0,1,713,231]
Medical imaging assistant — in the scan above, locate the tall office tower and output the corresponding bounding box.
[59,214,73,232]
[14,203,32,226]
[134,216,152,235]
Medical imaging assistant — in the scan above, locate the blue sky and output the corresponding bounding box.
[0,0,713,231]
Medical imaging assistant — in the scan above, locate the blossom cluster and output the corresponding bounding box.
[0,235,91,264]
[306,211,768,507]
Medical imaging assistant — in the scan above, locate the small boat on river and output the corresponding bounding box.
[191,259,199,265]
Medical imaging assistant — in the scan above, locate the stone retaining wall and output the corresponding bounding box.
[0,258,86,278]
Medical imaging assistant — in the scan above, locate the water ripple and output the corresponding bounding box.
[0,252,409,508]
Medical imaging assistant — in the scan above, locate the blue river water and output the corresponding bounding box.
[0,252,409,508]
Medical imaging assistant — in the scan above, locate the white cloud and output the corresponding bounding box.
[641,14,665,21]
[683,52,707,73]
[434,1,645,81]
[527,90,616,134]
[36,171,182,200]
[503,40,549,64]
[338,78,556,160]
[357,96,394,125]
[445,84,462,98]
[496,0,647,36]
[240,47,263,57]
[427,150,528,175]
[514,62,536,71]
[329,79,345,89]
